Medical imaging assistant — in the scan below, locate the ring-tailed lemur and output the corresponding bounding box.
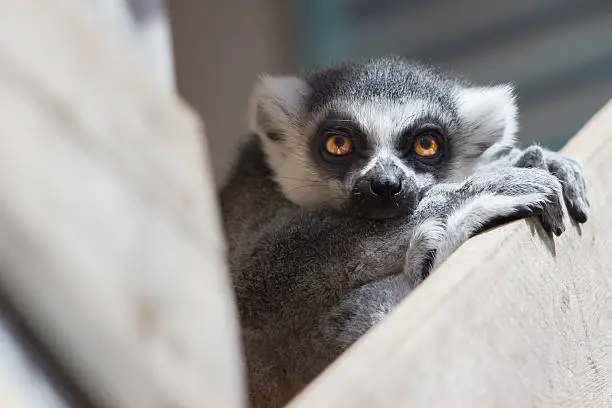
[220,56,588,408]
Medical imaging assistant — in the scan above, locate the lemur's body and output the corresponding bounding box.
[220,57,588,407]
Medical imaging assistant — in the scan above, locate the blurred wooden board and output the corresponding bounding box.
[0,1,244,407]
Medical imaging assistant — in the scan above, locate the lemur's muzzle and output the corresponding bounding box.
[351,162,418,220]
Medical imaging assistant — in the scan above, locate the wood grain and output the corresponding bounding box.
[0,1,244,407]
[288,100,612,407]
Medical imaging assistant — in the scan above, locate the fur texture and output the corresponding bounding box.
[221,56,589,407]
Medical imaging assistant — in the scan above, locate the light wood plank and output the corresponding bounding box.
[0,311,75,408]
[0,1,244,407]
[76,0,175,92]
[288,101,612,407]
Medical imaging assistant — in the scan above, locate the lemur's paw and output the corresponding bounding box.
[520,167,566,236]
[493,166,566,236]
[547,152,588,224]
[514,145,588,224]
[515,145,547,169]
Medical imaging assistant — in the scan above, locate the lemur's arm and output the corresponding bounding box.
[404,164,571,279]
[408,144,589,282]
[328,164,575,345]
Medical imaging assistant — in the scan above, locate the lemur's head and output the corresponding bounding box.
[249,56,518,219]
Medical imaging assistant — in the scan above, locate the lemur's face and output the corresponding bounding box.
[250,56,517,219]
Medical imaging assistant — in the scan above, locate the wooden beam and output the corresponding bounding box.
[0,309,81,408]
[288,101,612,407]
[0,1,244,407]
[80,0,175,92]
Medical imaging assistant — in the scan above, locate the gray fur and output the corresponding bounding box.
[303,56,458,114]
[221,56,588,407]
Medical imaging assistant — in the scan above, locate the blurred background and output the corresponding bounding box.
[168,0,612,186]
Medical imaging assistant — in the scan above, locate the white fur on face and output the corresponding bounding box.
[339,98,430,153]
[335,98,444,190]
[248,76,343,208]
[257,117,346,209]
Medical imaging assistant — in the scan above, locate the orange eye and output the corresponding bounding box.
[324,134,353,156]
[414,135,439,157]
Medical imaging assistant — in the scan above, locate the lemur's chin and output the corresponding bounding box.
[364,209,408,220]
[361,206,412,220]
[348,197,416,220]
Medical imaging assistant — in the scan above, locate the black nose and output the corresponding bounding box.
[369,177,402,197]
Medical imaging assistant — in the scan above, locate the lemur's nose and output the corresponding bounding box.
[369,176,402,197]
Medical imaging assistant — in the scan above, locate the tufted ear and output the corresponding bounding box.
[456,84,518,154]
[248,75,310,142]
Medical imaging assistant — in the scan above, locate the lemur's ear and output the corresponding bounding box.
[248,75,310,142]
[456,84,518,154]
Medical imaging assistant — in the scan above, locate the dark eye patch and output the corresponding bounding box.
[389,118,454,178]
[308,112,372,179]
[395,118,447,154]
[313,112,370,156]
